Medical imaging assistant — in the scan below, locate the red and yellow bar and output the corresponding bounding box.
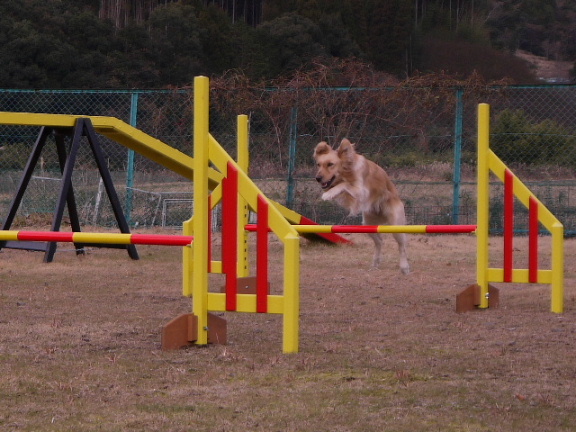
[0,230,193,246]
[245,224,477,234]
[297,215,351,243]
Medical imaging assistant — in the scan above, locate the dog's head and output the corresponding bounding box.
[313,138,356,190]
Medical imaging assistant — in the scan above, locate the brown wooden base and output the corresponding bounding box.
[161,312,227,350]
[456,283,500,313]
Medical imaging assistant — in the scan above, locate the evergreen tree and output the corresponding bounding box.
[148,3,203,85]
[255,13,326,79]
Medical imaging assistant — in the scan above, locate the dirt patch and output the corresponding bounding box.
[0,232,575,431]
[515,50,573,82]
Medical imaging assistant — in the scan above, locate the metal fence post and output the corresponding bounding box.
[452,87,464,224]
[126,92,138,226]
[286,106,298,209]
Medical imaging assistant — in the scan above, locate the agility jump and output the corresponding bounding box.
[473,103,564,313]
[173,83,564,353]
[0,80,565,354]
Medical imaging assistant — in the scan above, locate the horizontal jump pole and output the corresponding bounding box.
[0,230,194,246]
[245,224,477,234]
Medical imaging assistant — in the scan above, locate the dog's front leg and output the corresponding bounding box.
[321,183,346,201]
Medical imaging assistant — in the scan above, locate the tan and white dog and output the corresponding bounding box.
[313,138,410,274]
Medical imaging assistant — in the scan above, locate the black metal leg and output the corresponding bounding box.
[0,127,51,250]
[82,119,139,260]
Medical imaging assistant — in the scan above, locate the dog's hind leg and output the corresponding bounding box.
[393,232,410,275]
[364,212,383,268]
[367,232,383,268]
[389,201,410,274]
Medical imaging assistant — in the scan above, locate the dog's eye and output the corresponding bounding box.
[327,162,334,167]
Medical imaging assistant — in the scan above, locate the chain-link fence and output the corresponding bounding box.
[1,85,576,235]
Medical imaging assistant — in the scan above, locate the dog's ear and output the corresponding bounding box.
[313,141,332,158]
[337,138,356,162]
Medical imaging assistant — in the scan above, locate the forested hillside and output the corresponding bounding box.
[0,0,574,89]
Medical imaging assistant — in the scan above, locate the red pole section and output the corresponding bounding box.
[222,162,238,311]
[18,231,74,242]
[256,194,269,313]
[504,169,515,282]
[529,196,539,283]
[130,234,193,246]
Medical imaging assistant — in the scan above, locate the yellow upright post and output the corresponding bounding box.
[237,115,250,278]
[551,223,564,313]
[283,235,300,353]
[476,103,490,309]
[192,76,210,345]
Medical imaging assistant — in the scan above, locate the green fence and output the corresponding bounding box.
[1,85,576,235]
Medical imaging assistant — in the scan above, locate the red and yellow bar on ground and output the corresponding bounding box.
[245,224,477,234]
[0,230,194,246]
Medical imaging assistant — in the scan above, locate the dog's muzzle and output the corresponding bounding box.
[316,175,335,190]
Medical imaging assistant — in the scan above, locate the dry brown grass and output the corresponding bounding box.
[1,231,575,431]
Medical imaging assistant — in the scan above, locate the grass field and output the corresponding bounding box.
[1,231,575,431]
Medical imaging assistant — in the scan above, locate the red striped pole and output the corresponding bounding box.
[504,169,515,282]
[529,196,539,283]
[257,194,269,313]
[298,215,351,244]
[244,224,477,234]
[1,230,194,246]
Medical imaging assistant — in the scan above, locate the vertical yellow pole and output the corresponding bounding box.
[193,76,210,345]
[477,103,490,309]
[282,235,300,353]
[237,115,250,278]
[551,223,564,313]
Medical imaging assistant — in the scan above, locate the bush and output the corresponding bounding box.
[491,109,576,166]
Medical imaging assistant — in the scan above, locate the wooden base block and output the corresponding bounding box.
[456,283,500,313]
[161,312,227,350]
[206,313,227,345]
[161,313,196,350]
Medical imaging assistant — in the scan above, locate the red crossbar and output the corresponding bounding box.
[244,224,477,234]
[13,231,193,246]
